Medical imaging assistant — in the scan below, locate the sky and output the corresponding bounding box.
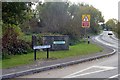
[68,0,119,22]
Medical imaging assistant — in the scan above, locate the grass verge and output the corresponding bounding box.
[2,43,103,68]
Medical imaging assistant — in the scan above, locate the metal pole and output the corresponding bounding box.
[34,49,36,60]
[47,48,49,59]
[84,28,87,42]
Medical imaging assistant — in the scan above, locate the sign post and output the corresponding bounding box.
[34,49,36,60]
[82,14,90,43]
[32,35,51,60]
[47,48,49,59]
[33,45,51,60]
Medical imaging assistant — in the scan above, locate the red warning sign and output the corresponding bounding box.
[82,14,90,28]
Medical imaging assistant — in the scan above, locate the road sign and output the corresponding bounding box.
[82,14,90,28]
[53,41,65,44]
[33,45,51,50]
[33,45,51,60]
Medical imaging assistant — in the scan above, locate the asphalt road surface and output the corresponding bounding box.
[19,31,119,79]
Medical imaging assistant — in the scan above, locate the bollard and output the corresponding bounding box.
[88,36,90,44]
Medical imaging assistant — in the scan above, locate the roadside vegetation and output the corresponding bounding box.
[2,2,104,59]
[2,2,119,68]
[105,19,120,39]
[2,42,103,68]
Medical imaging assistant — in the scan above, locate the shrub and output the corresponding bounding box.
[7,39,31,55]
[2,24,32,59]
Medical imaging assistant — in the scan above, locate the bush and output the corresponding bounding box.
[8,39,31,54]
[2,24,32,59]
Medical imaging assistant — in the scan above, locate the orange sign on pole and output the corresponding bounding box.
[82,14,90,28]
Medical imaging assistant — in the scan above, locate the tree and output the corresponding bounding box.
[37,2,70,33]
[2,2,33,25]
[36,2,104,40]
[67,3,104,36]
[105,19,119,38]
[114,20,120,39]
[117,22,120,38]
[2,2,33,57]
[106,19,117,31]
[78,5,104,34]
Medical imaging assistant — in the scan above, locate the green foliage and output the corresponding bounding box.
[2,24,32,59]
[106,19,117,31]
[36,2,104,40]
[118,22,120,39]
[18,34,32,42]
[2,43,103,68]
[2,2,34,58]
[105,19,119,38]
[0,20,2,37]
[2,2,33,25]
[1,2,106,59]
[115,21,120,39]
[2,24,23,36]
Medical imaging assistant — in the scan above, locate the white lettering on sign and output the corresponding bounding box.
[33,45,51,49]
[53,41,65,44]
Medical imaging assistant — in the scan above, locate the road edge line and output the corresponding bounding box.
[2,48,116,79]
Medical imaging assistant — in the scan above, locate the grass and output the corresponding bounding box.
[2,42,103,69]
[18,34,32,42]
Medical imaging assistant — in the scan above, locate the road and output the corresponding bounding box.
[19,31,119,79]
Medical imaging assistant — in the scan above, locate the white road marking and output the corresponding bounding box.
[64,66,117,78]
[65,70,108,78]
[95,35,118,49]
[109,74,120,78]
[63,66,93,78]
[92,66,117,70]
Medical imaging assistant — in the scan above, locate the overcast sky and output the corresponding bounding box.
[68,0,119,22]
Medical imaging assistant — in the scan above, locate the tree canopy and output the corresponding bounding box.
[2,2,34,57]
[2,2,33,25]
[105,19,118,31]
[36,2,104,39]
